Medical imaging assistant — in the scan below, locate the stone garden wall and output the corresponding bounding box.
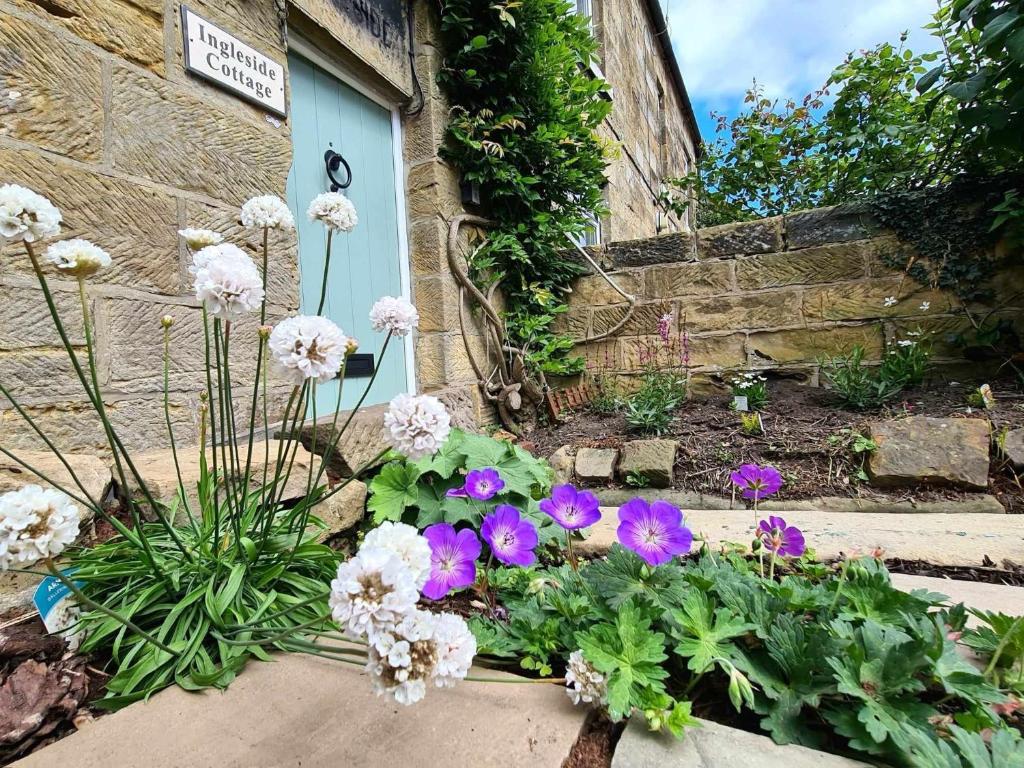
[562,204,1024,388]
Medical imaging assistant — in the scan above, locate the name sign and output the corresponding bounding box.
[181,6,287,117]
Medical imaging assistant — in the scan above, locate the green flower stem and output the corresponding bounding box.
[201,307,222,552]
[315,447,392,506]
[254,384,302,549]
[212,319,241,536]
[307,361,348,496]
[213,614,331,646]
[266,383,311,515]
[45,560,176,655]
[984,615,1024,679]
[768,550,778,581]
[565,530,578,571]
[464,675,566,685]
[0,445,94,513]
[830,558,851,612]
[162,324,198,534]
[316,229,333,315]
[225,590,330,628]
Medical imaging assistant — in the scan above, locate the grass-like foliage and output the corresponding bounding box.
[472,547,1024,765]
[821,333,932,410]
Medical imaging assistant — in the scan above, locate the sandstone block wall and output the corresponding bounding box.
[562,205,1024,387]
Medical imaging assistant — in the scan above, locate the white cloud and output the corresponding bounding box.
[668,0,938,114]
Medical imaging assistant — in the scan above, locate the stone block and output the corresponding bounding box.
[0,14,104,162]
[574,447,617,483]
[746,325,884,365]
[617,439,676,487]
[735,242,867,290]
[444,331,488,386]
[1001,428,1024,471]
[548,446,574,485]
[697,218,782,259]
[293,404,388,478]
[867,416,991,490]
[802,278,949,322]
[403,93,449,164]
[0,451,110,504]
[785,203,883,248]
[592,301,673,337]
[612,715,868,768]
[413,274,462,333]
[682,289,803,333]
[314,479,367,540]
[109,65,291,205]
[552,309,590,337]
[408,216,448,276]
[436,386,478,431]
[571,271,642,306]
[644,261,733,298]
[415,334,446,390]
[0,281,85,351]
[618,334,744,371]
[0,348,91,403]
[606,232,695,267]
[120,440,323,521]
[7,0,164,73]
[184,200,299,310]
[406,160,461,219]
[0,145,180,294]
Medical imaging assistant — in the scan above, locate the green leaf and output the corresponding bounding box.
[367,462,421,523]
[668,591,753,674]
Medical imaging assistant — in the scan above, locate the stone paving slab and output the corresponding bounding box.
[891,573,1024,620]
[579,508,1024,566]
[612,716,868,767]
[14,656,584,768]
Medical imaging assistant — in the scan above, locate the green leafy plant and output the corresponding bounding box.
[367,428,558,540]
[625,471,650,489]
[821,336,932,410]
[730,372,769,411]
[474,547,1023,764]
[739,411,763,436]
[438,0,612,373]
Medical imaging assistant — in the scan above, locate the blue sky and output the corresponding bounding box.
[666,0,941,143]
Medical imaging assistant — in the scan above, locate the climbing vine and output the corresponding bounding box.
[438,0,612,375]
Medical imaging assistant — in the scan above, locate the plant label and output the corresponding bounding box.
[733,395,749,412]
[33,571,83,649]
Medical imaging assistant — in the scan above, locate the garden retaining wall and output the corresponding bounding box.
[560,204,1024,388]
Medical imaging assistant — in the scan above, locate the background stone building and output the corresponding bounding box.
[0,0,699,452]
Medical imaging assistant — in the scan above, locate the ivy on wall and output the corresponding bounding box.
[437,0,612,375]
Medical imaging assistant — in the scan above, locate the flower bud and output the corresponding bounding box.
[751,538,762,553]
[346,337,360,355]
[258,324,272,340]
[160,314,174,328]
[199,391,209,403]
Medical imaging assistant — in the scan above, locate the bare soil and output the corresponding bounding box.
[527,378,1024,512]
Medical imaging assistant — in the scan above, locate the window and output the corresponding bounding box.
[574,0,595,32]
[572,212,602,247]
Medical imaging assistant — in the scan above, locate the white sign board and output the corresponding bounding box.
[181,6,287,117]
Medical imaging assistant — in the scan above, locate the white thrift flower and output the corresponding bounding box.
[328,546,419,642]
[268,315,348,384]
[384,393,451,461]
[431,612,476,688]
[369,296,419,337]
[178,228,223,250]
[883,296,897,308]
[191,243,264,318]
[366,609,439,705]
[362,522,432,590]
[44,239,111,278]
[0,184,61,244]
[0,485,81,570]
[307,192,358,233]
[565,650,607,706]
[240,195,295,231]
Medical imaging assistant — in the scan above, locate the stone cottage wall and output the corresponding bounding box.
[561,205,1024,387]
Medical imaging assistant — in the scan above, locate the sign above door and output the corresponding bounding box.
[180,6,287,118]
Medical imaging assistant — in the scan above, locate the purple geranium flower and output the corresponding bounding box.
[616,498,693,567]
[422,523,481,600]
[481,505,539,567]
[757,516,805,558]
[539,484,602,530]
[446,467,505,500]
[730,464,783,501]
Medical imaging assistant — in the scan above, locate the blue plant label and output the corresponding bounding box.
[33,571,82,640]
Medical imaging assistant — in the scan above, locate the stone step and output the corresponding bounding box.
[13,657,584,768]
[579,508,1023,566]
[891,573,1024,621]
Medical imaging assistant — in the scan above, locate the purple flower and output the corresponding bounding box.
[730,464,783,502]
[757,516,805,558]
[465,467,504,501]
[445,486,468,498]
[616,498,693,566]
[539,484,602,530]
[422,523,481,600]
[481,505,538,566]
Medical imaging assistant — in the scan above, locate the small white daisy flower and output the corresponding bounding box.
[44,239,112,278]
[883,296,897,308]
[307,192,358,233]
[919,301,930,311]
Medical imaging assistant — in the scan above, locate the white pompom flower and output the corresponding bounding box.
[565,650,607,706]
[361,522,432,590]
[366,609,439,705]
[0,184,61,244]
[431,612,476,688]
[369,296,419,337]
[191,243,264,318]
[178,228,223,251]
[240,195,295,231]
[0,485,81,570]
[268,315,348,384]
[384,393,451,461]
[328,546,420,642]
[307,192,358,233]
[44,239,112,278]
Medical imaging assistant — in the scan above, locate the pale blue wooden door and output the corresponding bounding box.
[286,53,408,415]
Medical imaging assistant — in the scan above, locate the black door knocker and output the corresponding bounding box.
[324,149,352,191]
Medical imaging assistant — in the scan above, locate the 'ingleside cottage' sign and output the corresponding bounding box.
[181,6,287,117]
